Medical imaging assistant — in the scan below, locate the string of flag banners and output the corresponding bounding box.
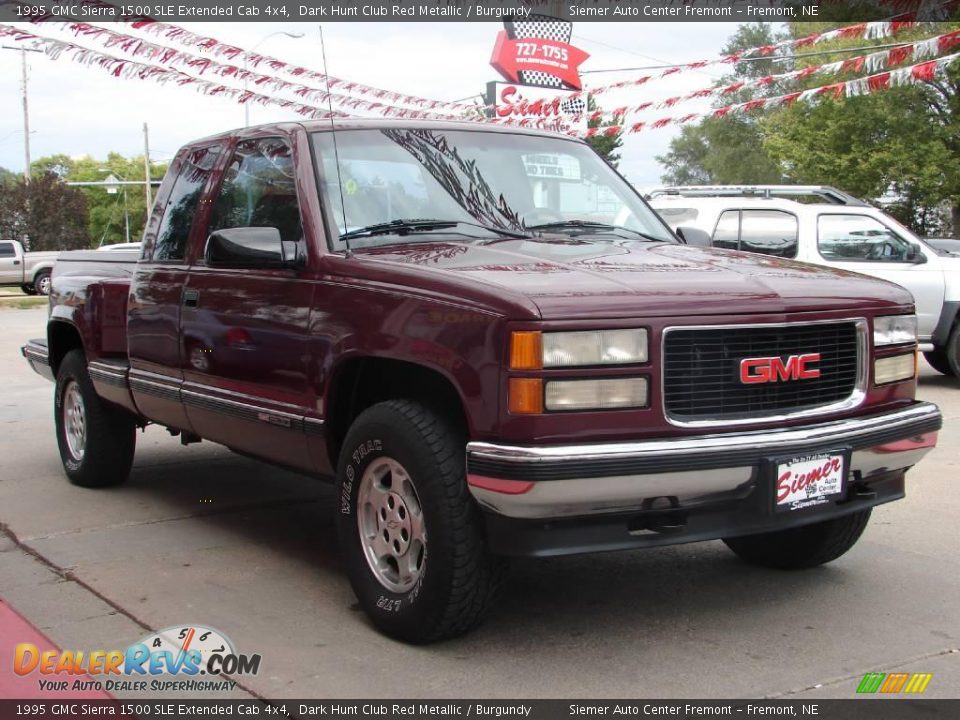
[580,28,960,122]
[572,52,960,138]
[24,0,479,112]
[15,17,484,120]
[17,0,944,118]
[0,23,348,120]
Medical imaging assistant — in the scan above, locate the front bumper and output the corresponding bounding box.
[466,402,941,556]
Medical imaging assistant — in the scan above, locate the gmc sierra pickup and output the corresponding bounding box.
[23,120,941,643]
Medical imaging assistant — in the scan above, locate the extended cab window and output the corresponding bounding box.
[208,138,302,245]
[153,146,221,262]
[0,242,14,258]
[711,210,797,258]
[818,214,912,262]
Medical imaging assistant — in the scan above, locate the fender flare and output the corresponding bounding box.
[931,300,960,346]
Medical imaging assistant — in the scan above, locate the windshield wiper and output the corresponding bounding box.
[526,220,670,243]
[340,218,530,242]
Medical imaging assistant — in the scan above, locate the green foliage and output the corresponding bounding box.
[585,96,623,168]
[657,21,960,235]
[0,166,19,185]
[0,172,90,251]
[29,152,169,246]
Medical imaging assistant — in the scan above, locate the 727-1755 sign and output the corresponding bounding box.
[490,30,590,90]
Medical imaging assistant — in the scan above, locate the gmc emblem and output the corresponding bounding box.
[740,353,821,384]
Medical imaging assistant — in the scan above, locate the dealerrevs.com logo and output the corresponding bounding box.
[13,624,261,693]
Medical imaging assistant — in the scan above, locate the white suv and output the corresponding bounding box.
[648,186,960,378]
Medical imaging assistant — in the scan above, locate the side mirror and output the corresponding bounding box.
[205,227,301,268]
[906,243,927,264]
[676,225,712,248]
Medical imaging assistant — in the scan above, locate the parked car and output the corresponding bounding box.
[0,240,58,295]
[23,122,940,643]
[648,186,960,377]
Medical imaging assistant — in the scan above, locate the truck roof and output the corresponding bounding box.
[186,117,583,146]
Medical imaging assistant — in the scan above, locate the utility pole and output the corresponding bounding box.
[20,49,31,182]
[142,122,152,212]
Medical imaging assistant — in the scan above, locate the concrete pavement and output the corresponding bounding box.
[1,307,958,700]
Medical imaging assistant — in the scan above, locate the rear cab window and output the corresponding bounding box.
[149,146,222,263]
[0,242,15,258]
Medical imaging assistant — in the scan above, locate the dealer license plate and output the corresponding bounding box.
[774,452,846,512]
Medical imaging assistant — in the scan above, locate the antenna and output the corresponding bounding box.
[319,25,351,256]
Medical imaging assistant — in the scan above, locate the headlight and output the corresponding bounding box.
[874,352,916,385]
[874,315,917,346]
[544,377,649,411]
[510,329,648,369]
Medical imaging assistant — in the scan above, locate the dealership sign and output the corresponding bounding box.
[489,30,590,90]
[490,82,586,134]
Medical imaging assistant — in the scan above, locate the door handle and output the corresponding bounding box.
[13,260,20,265]
[182,288,199,308]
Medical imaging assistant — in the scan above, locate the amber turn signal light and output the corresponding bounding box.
[510,331,543,370]
[508,378,543,415]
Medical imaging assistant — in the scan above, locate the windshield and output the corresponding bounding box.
[311,128,674,247]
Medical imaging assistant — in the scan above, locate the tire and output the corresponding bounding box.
[923,350,952,376]
[55,349,136,488]
[34,270,51,296]
[943,324,960,378]
[21,284,37,296]
[723,509,872,570]
[336,399,505,643]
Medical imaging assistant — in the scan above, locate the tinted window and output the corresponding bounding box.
[153,146,221,262]
[712,210,739,250]
[0,242,14,258]
[209,138,302,245]
[818,214,912,262]
[740,210,798,258]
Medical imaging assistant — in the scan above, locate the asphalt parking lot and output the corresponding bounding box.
[1,306,958,700]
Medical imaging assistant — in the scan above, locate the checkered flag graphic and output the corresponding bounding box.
[504,15,573,89]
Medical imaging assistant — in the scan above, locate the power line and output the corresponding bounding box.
[580,41,920,75]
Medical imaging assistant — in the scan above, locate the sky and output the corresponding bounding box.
[0,21,738,189]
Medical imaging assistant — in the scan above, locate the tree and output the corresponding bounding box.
[29,152,169,246]
[585,96,624,167]
[0,166,18,185]
[657,20,960,235]
[0,172,90,251]
[657,23,786,185]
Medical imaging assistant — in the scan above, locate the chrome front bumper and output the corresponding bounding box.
[466,402,941,520]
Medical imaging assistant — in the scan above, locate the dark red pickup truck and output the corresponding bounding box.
[23,119,941,643]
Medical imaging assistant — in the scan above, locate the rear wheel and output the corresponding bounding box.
[55,350,136,488]
[923,350,952,376]
[34,271,51,296]
[723,510,872,570]
[336,399,505,643]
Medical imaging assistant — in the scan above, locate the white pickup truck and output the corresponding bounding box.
[0,240,58,295]
[648,185,960,378]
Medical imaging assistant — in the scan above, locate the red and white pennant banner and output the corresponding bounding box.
[0,23,346,120]
[0,22,480,122]
[23,0,478,112]
[583,28,960,122]
[18,18,476,121]
[577,52,960,139]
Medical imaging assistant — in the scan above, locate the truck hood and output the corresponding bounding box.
[353,237,915,319]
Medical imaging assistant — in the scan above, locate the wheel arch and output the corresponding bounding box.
[325,356,470,469]
[47,321,85,377]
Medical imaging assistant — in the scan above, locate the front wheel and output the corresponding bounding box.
[55,349,137,488]
[336,399,505,643]
[34,270,51,296]
[923,349,953,376]
[723,509,872,570]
